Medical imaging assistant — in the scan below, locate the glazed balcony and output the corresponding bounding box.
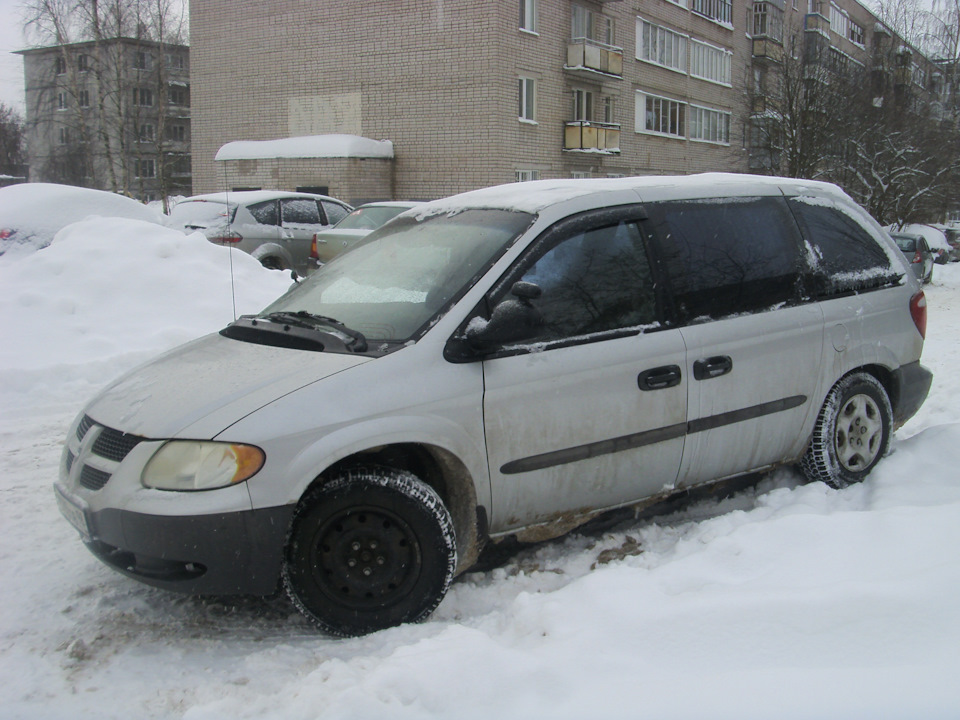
[563,121,621,154]
[565,39,623,80]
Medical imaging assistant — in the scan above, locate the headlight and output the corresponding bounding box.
[142,441,265,491]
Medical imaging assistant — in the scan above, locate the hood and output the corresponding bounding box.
[85,332,370,439]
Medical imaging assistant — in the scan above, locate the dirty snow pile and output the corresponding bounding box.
[1,216,960,720]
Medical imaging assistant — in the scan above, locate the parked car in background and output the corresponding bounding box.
[166,191,353,275]
[0,183,162,259]
[310,201,422,265]
[892,224,954,264]
[891,231,934,283]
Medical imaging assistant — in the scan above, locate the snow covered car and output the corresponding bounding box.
[166,191,352,275]
[55,174,932,636]
[0,183,161,259]
[890,231,934,284]
[310,201,422,265]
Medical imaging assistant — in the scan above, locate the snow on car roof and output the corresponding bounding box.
[174,190,337,206]
[215,134,394,161]
[414,173,848,217]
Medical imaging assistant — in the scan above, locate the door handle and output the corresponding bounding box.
[693,355,733,381]
[638,365,682,391]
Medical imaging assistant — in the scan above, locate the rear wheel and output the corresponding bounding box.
[260,256,285,271]
[800,372,892,488]
[283,467,456,636]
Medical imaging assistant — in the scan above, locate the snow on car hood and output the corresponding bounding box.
[84,332,369,440]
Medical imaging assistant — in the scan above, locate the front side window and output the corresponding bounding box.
[636,92,686,138]
[518,77,536,121]
[504,218,658,342]
[281,198,322,225]
[650,196,803,320]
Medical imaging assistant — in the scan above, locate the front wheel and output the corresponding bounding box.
[800,373,892,488]
[283,467,456,636]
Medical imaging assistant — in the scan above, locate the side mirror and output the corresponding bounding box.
[466,281,544,350]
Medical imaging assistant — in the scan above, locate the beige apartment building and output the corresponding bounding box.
[190,0,947,204]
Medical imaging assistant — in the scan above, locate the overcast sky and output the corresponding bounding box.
[1,0,27,112]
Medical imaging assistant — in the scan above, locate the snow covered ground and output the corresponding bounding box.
[1,217,959,719]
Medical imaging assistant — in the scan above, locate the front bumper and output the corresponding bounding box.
[57,480,294,595]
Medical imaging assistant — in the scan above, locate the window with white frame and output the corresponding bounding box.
[57,92,67,110]
[58,127,70,145]
[690,39,733,84]
[636,91,686,138]
[829,4,862,45]
[572,5,614,45]
[133,51,152,70]
[573,89,594,121]
[77,54,89,72]
[571,171,591,179]
[637,19,688,72]
[518,77,536,122]
[133,87,153,107]
[691,0,732,24]
[165,53,184,70]
[750,1,784,41]
[165,124,187,142]
[571,90,615,123]
[516,169,541,182]
[137,123,155,142]
[55,56,66,74]
[520,0,537,33]
[78,89,90,107]
[690,105,731,143]
[135,158,156,178]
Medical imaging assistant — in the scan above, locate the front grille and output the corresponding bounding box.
[76,415,95,441]
[79,465,111,491]
[92,428,144,462]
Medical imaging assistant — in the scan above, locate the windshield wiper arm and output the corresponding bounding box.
[261,311,368,352]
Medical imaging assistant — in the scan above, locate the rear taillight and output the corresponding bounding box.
[912,250,922,264]
[910,291,927,339]
[310,234,318,259]
[210,231,242,244]
[0,229,13,239]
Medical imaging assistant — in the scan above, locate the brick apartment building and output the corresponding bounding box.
[189,0,947,204]
[17,38,191,202]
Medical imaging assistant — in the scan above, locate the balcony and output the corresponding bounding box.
[804,12,830,35]
[565,39,623,80]
[564,121,621,154]
[752,37,783,62]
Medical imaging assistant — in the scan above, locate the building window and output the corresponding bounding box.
[77,89,90,107]
[519,77,537,122]
[133,51,152,70]
[134,158,156,178]
[57,92,67,110]
[637,19,688,73]
[165,53,184,70]
[55,56,66,74]
[168,85,189,106]
[133,87,154,107]
[77,54,89,72]
[690,39,733,84]
[690,105,731,144]
[165,124,187,142]
[572,5,614,45]
[137,123,155,142]
[750,1,784,41]
[571,171,591,179]
[636,91,686,138]
[516,169,541,182]
[520,0,537,33]
[691,0,733,24]
[58,127,70,144]
[170,154,191,176]
[572,90,614,123]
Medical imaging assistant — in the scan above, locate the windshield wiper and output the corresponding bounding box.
[261,311,368,352]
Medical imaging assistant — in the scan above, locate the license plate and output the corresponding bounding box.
[54,484,92,542]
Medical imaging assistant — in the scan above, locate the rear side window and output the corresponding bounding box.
[788,197,899,296]
[508,216,658,343]
[247,200,278,226]
[322,201,350,225]
[281,198,322,225]
[649,196,804,322]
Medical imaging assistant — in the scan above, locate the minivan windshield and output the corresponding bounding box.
[259,208,535,346]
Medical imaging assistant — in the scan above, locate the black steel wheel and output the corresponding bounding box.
[800,372,892,488]
[283,467,456,636]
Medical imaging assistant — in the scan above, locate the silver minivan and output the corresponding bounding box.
[56,174,932,636]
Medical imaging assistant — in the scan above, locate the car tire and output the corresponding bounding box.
[283,467,457,636]
[800,372,892,488]
[260,256,285,271]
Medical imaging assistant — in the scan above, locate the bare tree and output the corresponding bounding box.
[0,103,27,177]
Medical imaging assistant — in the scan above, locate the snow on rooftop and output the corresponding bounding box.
[215,134,394,161]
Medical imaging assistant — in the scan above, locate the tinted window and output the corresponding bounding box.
[788,197,898,295]
[650,197,803,321]
[281,198,322,225]
[510,219,657,342]
[247,200,278,226]
[322,201,350,225]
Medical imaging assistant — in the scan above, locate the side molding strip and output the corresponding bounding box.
[500,395,806,475]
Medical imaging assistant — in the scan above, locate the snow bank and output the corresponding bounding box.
[215,134,395,161]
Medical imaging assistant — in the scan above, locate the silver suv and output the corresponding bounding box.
[56,175,931,636]
[167,191,352,275]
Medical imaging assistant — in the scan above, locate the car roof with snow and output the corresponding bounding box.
[177,190,339,206]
